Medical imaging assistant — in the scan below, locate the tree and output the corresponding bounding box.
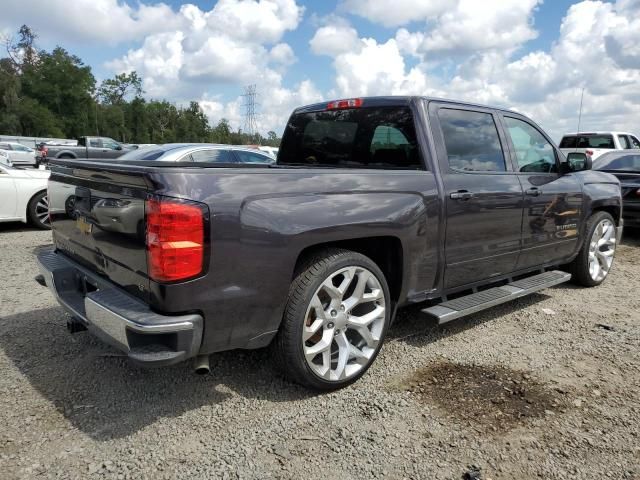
[98,72,143,105]
[3,25,38,72]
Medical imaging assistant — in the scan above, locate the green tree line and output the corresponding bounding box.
[0,26,280,146]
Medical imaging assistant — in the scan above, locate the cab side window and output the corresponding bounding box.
[504,117,557,173]
[438,108,507,172]
[629,135,640,149]
[618,135,631,149]
[102,139,120,150]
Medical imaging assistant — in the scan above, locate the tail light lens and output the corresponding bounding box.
[327,98,363,110]
[585,149,594,157]
[145,197,207,282]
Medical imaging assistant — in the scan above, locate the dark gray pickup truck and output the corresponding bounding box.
[36,96,623,390]
[39,136,132,160]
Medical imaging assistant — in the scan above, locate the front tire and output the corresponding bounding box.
[273,249,391,391]
[568,211,617,287]
[28,191,51,230]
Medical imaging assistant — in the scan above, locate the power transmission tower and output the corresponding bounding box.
[241,84,259,138]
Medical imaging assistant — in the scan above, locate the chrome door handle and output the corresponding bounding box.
[526,188,542,196]
[450,191,474,200]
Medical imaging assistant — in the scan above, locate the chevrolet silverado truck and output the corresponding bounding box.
[38,136,132,160]
[35,97,623,390]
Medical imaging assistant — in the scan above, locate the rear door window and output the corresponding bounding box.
[89,138,100,148]
[232,150,273,164]
[437,108,507,172]
[190,149,234,163]
[278,106,423,169]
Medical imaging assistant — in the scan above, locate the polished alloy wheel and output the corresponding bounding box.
[35,194,50,226]
[588,218,615,282]
[302,266,386,381]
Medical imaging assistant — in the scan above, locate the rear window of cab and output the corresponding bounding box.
[277,106,424,170]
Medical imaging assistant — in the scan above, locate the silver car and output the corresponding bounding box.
[116,144,275,164]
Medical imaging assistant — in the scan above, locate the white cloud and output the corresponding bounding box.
[309,21,361,57]
[340,0,449,28]
[422,0,541,55]
[0,0,179,45]
[104,0,308,133]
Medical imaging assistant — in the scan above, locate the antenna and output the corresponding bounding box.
[241,84,259,139]
[576,87,585,135]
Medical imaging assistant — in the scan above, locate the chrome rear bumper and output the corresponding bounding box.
[37,247,202,366]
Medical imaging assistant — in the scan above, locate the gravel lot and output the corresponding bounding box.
[1,223,639,479]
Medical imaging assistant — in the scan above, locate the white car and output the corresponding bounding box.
[0,141,40,167]
[258,146,279,158]
[559,131,640,161]
[0,164,50,229]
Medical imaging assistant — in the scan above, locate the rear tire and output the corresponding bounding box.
[273,249,391,391]
[567,211,616,287]
[28,191,51,230]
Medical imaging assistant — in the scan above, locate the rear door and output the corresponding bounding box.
[10,143,35,164]
[499,114,583,269]
[429,102,523,289]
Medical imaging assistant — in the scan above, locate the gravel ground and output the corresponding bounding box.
[0,223,639,480]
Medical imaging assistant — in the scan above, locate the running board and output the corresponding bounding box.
[422,270,571,325]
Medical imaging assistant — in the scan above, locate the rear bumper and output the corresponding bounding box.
[36,247,203,367]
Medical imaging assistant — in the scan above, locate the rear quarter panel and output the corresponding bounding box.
[148,168,440,353]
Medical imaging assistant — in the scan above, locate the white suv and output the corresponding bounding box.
[0,142,40,167]
[559,132,640,161]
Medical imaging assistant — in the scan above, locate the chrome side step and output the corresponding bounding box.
[422,270,571,325]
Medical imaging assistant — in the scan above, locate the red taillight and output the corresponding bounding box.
[585,149,594,156]
[145,197,206,282]
[636,188,640,197]
[327,98,363,110]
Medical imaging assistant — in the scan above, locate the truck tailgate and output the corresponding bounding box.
[47,161,152,302]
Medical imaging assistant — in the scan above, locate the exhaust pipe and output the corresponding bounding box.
[194,355,210,375]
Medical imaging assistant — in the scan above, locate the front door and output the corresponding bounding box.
[498,114,583,269]
[429,103,524,289]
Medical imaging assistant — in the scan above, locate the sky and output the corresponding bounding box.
[1,0,639,141]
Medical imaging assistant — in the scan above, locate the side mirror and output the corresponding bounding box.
[565,152,592,172]
[115,145,123,151]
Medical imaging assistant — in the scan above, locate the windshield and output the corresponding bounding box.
[595,153,640,171]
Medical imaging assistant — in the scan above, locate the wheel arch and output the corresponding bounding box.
[293,236,404,305]
[26,188,47,220]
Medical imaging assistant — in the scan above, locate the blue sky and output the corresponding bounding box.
[1,0,638,139]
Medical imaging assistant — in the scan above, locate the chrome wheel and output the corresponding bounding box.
[35,194,50,226]
[302,266,386,382]
[588,218,615,282]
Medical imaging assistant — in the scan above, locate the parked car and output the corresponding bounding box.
[36,96,622,390]
[38,136,133,160]
[0,163,51,229]
[594,151,640,228]
[116,143,275,164]
[559,131,640,161]
[0,141,40,167]
[258,146,279,158]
